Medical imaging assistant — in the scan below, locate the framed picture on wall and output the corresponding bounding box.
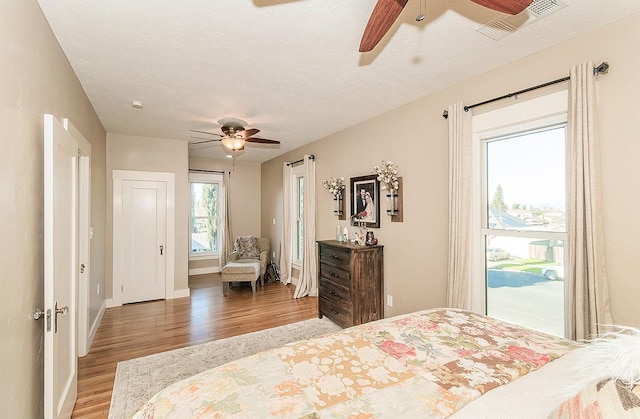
[350,175,380,228]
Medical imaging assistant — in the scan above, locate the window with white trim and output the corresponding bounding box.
[291,165,304,266]
[472,91,568,338]
[189,173,222,258]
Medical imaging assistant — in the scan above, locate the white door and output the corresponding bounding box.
[121,180,167,303]
[44,114,77,419]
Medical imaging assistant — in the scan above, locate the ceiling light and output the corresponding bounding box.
[220,136,245,151]
[131,100,143,109]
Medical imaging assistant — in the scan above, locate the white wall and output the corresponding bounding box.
[0,1,107,416]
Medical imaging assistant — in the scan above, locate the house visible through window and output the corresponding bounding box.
[472,91,568,338]
[190,173,222,257]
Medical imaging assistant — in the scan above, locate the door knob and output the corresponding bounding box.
[160,245,164,255]
[54,301,69,333]
[80,263,86,273]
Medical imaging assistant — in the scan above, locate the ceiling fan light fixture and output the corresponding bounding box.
[221,136,245,150]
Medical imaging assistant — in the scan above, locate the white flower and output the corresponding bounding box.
[321,177,345,197]
[372,161,399,192]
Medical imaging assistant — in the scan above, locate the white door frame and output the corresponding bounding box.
[62,119,92,357]
[44,114,78,419]
[112,170,175,306]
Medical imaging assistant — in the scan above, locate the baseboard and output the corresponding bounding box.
[106,298,118,308]
[87,299,106,351]
[172,288,190,299]
[188,267,220,275]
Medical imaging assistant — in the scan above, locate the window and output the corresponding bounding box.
[292,165,304,265]
[472,91,568,338]
[189,173,222,258]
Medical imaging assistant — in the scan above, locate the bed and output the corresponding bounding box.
[132,308,638,418]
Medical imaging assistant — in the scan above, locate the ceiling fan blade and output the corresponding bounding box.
[190,138,222,145]
[239,128,260,137]
[246,137,281,145]
[469,0,532,15]
[189,129,223,137]
[359,0,409,52]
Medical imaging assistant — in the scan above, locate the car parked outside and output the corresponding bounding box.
[541,266,564,280]
[486,248,510,261]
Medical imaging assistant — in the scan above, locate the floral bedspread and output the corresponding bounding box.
[132,308,579,418]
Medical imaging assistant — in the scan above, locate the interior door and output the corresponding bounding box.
[121,180,167,303]
[43,114,78,419]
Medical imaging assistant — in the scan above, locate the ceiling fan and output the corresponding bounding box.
[190,123,281,152]
[359,0,533,52]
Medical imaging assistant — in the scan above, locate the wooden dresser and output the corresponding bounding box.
[317,240,384,328]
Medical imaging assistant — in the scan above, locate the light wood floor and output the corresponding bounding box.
[71,274,317,418]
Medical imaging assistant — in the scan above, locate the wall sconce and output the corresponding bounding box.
[322,177,346,220]
[334,191,345,219]
[387,177,403,222]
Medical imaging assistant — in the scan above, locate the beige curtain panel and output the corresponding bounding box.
[567,61,613,340]
[280,163,293,285]
[219,171,233,267]
[446,102,473,310]
[294,155,317,299]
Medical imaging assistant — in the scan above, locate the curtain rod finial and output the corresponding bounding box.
[594,62,609,75]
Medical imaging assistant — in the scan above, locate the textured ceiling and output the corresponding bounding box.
[37,0,640,163]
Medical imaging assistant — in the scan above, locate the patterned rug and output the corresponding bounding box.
[108,317,342,418]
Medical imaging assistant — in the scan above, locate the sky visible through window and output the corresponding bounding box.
[487,126,565,210]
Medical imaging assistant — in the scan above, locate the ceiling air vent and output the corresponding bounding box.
[476,0,568,40]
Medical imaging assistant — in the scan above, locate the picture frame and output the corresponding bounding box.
[350,175,380,228]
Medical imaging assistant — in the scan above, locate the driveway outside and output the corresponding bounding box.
[487,269,565,337]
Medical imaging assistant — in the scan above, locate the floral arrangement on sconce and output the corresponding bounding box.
[322,177,345,197]
[372,161,399,192]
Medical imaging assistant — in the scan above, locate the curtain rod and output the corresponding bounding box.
[442,61,609,119]
[189,169,227,174]
[287,155,315,166]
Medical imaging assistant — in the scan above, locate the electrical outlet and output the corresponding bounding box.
[386,294,393,307]
[272,218,276,225]
[272,251,276,258]
[97,284,100,295]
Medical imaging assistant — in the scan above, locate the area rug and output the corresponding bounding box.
[108,317,342,418]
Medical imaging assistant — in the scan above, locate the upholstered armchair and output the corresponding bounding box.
[228,236,270,279]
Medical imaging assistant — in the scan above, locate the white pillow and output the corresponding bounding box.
[559,326,640,399]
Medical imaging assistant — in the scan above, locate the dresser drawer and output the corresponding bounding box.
[319,296,352,328]
[319,278,351,310]
[319,262,350,289]
[319,245,350,267]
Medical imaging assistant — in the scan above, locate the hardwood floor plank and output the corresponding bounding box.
[72,274,316,418]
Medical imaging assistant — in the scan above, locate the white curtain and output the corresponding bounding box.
[219,171,233,267]
[567,61,613,340]
[279,163,292,285]
[446,103,473,309]
[294,155,317,298]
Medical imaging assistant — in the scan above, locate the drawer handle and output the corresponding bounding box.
[330,309,339,315]
[332,255,339,259]
[329,272,337,277]
[329,290,338,297]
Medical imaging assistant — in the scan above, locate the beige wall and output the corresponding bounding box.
[106,134,190,296]
[188,158,262,271]
[263,13,640,327]
[0,1,107,416]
